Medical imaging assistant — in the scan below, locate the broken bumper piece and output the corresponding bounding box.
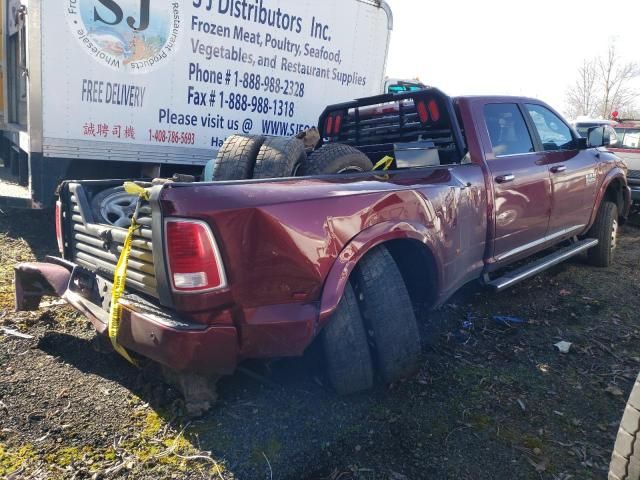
[14,260,239,377]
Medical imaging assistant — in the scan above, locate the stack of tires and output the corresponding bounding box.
[205,135,305,181]
[204,134,374,181]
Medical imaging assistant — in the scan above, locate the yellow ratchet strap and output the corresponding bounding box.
[373,155,394,171]
[108,182,150,366]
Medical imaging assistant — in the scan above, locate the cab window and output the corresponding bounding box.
[525,104,574,151]
[615,129,640,149]
[484,104,534,157]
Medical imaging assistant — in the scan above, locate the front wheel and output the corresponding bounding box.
[586,201,618,267]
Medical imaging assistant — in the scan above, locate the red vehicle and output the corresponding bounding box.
[610,120,640,204]
[14,89,631,413]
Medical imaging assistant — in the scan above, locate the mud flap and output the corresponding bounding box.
[14,263,71,311]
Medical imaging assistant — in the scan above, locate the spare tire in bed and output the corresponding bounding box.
[252,136,307,179]
[204,134,265,181]
[91,186,138,228]
[299,144,373,176]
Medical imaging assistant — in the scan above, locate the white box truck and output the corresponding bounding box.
[0,0,392,208]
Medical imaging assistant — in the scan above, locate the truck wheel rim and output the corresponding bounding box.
[100,192,138,228]
[337,166,366,174]
[611,219,618,250]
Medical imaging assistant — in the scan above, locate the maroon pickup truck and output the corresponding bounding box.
[15,88,631,412]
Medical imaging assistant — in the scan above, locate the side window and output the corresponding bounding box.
[620,129,640,149]
[483,104,534,157]
[525,104,574,151]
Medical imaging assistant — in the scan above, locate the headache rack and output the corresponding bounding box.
[319,88,467,165]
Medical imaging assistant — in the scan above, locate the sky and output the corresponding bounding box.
[384,0,640,117]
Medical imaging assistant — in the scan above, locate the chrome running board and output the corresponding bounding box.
[487,239,599,292]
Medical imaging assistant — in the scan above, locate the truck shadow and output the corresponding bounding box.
[0,208,57,259]
[36,331,178,409]
[36,328,386,479]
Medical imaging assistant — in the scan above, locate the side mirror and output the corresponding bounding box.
[587,126,611,148]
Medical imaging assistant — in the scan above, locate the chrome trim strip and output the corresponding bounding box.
[496,225,586,262]
[495,152,540,159]
[43,137,214,165]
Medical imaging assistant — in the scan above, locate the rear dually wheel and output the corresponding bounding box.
[353,245,422,383]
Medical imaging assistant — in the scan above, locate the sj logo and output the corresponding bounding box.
[66,0,181,72]
[93,0,150,32]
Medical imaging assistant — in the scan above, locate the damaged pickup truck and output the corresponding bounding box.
[15,88,631,413]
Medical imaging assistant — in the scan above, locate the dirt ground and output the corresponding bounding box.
[1,207,639,480]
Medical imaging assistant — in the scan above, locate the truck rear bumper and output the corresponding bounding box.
[630,184,640,203]
[14,261,239,376]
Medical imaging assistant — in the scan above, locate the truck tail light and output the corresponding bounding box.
[334,114,342,133]
[324,113,343,136]
[325,116,334,136]
[428,99,441,122]
[416,101,429,123]
[55,200,64,255]
[165,220,227,293]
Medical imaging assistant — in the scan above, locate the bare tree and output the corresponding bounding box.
[565,59,598,118]
[597,43,639,118]
[565,42,639,120]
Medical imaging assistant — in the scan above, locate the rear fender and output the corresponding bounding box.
[318,221,442,326]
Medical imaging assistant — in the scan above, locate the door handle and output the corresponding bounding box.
[550,165,567,174]
[495,174,515,184]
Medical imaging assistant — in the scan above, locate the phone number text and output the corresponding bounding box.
[148,130,196,145]
[220,92,296,118]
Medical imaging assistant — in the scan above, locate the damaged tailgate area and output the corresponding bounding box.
[64,182,161,300]
[13,180,241,381]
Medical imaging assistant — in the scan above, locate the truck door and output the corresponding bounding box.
[482,103,552,263]
[523,104,598,235]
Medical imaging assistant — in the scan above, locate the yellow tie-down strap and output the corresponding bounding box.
[108,183,150,366]
[373,155,394,171]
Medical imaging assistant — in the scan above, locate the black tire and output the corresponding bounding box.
[212,134,265,181]
[321,283,375,395]
[299,144,373,176]
[353,246,421,383]
[587,201,618,267]
[253,136,306,179]
[609,374,640,480]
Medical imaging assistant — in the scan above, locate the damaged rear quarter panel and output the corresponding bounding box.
[159,168,487,338]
